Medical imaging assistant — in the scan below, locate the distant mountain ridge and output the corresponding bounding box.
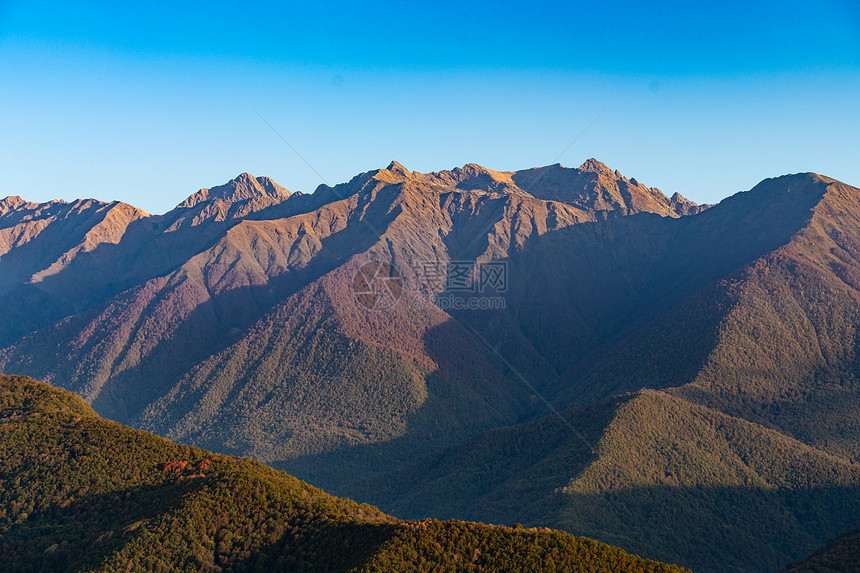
[2,159,859,572]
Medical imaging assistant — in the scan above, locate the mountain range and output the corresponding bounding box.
[2,159,859,572]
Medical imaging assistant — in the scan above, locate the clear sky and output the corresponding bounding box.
[1,0,859,214]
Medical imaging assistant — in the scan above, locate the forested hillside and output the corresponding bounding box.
[347,391,860,573]
[782,527,860,572]
[0,374,687,572]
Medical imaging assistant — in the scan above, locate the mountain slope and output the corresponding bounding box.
[668,175,860,461]
[340,172,860,572]
[347,391,860,573]
[0,197,148,345]
[782,527,860,572]
[528,172,860,462]
[0,159,698,486]
[0,374,688,572]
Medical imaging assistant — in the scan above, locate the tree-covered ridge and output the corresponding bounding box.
[559,391,860,572]
[348,390,860,573]
[0,373,96,418]
[782,526,860,572]
[0,375,687,572]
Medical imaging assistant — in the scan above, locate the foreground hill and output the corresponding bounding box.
[0,374,686,572]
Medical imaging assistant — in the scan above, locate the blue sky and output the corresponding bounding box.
[1,0,859,214]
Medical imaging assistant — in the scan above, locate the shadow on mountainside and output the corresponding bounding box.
[329,394,620,520]
[0,212,227,346]
[226,175,830,497]
[556,483,860,573]
[237,312,536,491]
[0,480,200,572]
[463,173,828,408]
[0,472,398,572]
[227,520,396,572]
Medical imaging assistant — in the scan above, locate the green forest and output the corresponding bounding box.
[0,374,687,572]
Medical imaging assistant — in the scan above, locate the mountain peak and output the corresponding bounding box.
[0,195,25,206]
[371,161,414,184]
[386,160,410,175]
[456,163,510,178]
[578,158,613,174]
[178,173,291,209]
[0,195,29,215]
[416,163,518,194]
[511,161,703,217]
